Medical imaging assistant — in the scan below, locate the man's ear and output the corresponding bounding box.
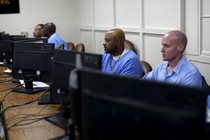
[115,39,121,46]
[178,44,185,52]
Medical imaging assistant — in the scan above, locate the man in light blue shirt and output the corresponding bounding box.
[143,30,210,123]
[102,28,143,78]
[143,30,202,88]
[144,57,202,87]
[43,22,67,50]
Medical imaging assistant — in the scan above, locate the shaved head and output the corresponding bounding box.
[163,30,188,48]
[107,28,125,42]
[103,28,126,56]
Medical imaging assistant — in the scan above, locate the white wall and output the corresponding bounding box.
[0,0,78,43]
[78,0,184,62]
[0,0,209,84]
[78,0,210,84]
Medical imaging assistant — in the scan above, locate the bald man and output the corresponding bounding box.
[42,22,67,50]
[102,28,143,78]
[143,30,202,88]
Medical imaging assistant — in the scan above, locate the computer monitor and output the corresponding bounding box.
[0,35,26,65]
[40,49,102,129]
[0,36,47,53]
[38,49,102,105]
[14,37,48,43]
[56,43,65,50]
[77,69,209,140]
[12,42,54,94]
[0,31,6,35]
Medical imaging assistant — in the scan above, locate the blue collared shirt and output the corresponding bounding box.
[48,33,67,50]
[143,56,202,88]
[102,50,143,78]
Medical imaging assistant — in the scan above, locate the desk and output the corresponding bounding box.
[0,67,65,140]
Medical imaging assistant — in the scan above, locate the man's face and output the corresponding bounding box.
[103,31,118,54]
[33,26,43,38]
[161,33,180,61]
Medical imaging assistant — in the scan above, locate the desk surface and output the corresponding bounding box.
[0,67,65,140]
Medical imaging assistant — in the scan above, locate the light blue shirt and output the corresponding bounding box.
[102,50,143,78]
[48,33,67,50]
[143,56,202,88]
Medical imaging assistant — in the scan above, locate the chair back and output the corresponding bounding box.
[141,60,152,76]
[72,43,85,52]
[124,39,136,54]
[67,42,75,50]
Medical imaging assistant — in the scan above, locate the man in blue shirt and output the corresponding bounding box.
[102,28,143,78]
[143,30,202,88]
[43,22,67,50]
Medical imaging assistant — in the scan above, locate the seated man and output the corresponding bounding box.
[143,30,202,88]
[43,22,67,50]
[143,30,210,124]
[33,24,44,38]
[102,28,143,78]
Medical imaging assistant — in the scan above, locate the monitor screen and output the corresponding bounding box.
[77,69,209,140]
[12,42,54,94]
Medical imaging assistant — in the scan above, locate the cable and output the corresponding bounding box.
[0,74,11,78]
[5,105,58,126]
[0,79,27,107]
[0,73,13,83]
[37,83,52,100]
[0,84,22,109]
[0,79,13,84]
[5,104,58,131]
[1,89,48,114]
[6,115,55,131]
[0,80,22,93]
[0,72,51,111]
[1,94,59,137]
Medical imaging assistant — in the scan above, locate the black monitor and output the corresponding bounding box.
[39,49,102,129]
[0,35,26,66]
[76,69,209,140]
[14,37,48,43]
[12,42,54,94]
[0,31,6,35]
[56,43,65,50]
[39,49,102,105]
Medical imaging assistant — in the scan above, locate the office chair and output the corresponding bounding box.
[124,39,137,54]
[72,43,85,52]
[67,42,74,50]
[141,60,152,76]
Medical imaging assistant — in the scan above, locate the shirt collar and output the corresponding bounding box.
[112,48,129,60]
[161,56,186,75]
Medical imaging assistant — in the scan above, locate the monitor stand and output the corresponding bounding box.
[38,94,60,104]
[38,87,60,104]
[12,79,46,94]
[50,135,70,140]
[49,119,75,140]
[46,98,71,129]
[46,114,68,129]
[0,56,12,68]
[12,88,46,94]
